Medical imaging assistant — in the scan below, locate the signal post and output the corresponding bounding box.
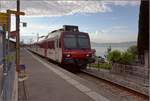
[6,2,25,72]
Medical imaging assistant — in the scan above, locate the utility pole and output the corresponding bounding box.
[16,0,20,72]
[37,33,39,42]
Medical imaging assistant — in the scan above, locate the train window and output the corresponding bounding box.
[41,43,44,48]
[48,41,51,49]
[64,33,90,49]
[53,41,55,49]
[38,44,40,48]
[59,38,61,48]
[64,34,77,49]
[57,39,59,48]
[39,43,42,48]
[44,42,48,48]
[48,41,55,49]
[77,35,90,49]
[48,41,50,49]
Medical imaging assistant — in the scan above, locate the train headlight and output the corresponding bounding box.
[86,54,89,57]
[66,54,71,58]
[63,53,72,58]
[86,53,92,57]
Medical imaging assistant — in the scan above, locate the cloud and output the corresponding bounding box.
[89,25,137,43]
[107,0,140,6]
[20,23,50,35]
[0,0,140,17]
[90,30,111,43]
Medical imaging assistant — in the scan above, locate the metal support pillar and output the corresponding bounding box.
[7,11,11,55]
[2,26,7,74]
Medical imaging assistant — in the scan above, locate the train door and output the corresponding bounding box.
[55,36,59,62]
[44,41,48,57]
[58,37,62,63]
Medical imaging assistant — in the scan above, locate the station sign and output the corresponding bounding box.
[0,12,8,31]
[7,10,25,15]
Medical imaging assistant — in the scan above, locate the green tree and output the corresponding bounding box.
[137,0,149,62]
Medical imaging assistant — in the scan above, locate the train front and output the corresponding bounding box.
[62,28,95,69]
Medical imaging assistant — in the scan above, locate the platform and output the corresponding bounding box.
[19,49,111,101]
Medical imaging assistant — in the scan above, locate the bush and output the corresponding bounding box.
[119,52,135,64]
[107,50,121,63]
[107,49,136,64]
[127,45,137,56]
[99,63,112,69]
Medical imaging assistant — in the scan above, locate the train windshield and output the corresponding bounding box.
[77,35,90,49]
[64,34,77,49]
[64,33,90,50]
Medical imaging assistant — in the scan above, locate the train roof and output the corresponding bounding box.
[40,25,88,41]
[38,36,47,43]
[45,25,81,39]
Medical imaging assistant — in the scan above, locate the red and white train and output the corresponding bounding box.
[28,25,95,70]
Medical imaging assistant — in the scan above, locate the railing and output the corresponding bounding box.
[0,31,3,100]
[0,31,17,101]
[3,56,15,101]
[0,64,3,101]
[1,52,16,101]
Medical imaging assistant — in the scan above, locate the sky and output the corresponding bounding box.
[0,0,140,43]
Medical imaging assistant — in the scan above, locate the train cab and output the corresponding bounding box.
[62,31,95,68]
[60,25,95,69]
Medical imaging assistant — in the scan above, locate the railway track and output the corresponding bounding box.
[78,69,149,101]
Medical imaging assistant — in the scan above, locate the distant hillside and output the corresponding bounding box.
[91,41,137,47]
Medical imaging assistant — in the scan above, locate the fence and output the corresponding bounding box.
[88,53,149,85]
[111,51,149,78]
[0,28,4,101]
[0,27,17,101]
[2,56,16,101]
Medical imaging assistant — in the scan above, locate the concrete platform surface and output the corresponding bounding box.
[19,49,96,101]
